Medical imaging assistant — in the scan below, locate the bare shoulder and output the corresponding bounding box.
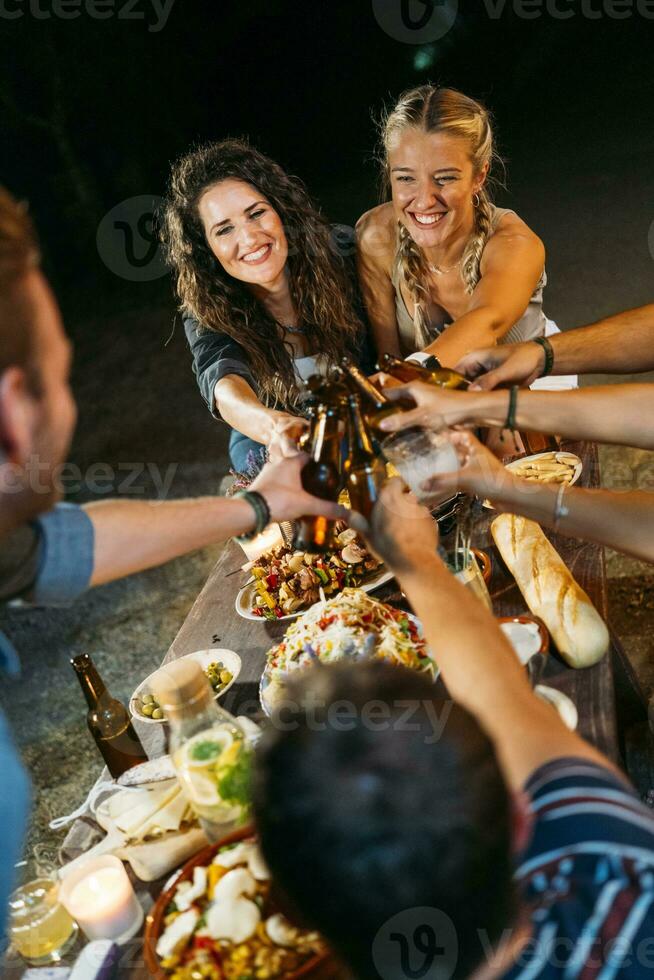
[356,203,396,269]
[491,209,544,254]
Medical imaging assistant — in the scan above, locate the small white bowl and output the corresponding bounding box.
[129,649,241,725]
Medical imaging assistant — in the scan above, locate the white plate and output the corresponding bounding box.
[259,612,438,716]
[484,451,582,509]
[235,567,395,622]
[129,649,242,725]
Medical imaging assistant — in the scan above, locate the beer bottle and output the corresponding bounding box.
[380,353,469,390]
[345,394,386,520]
[293,403,342,553]
[340,358,415,434]
[71,653,148,779]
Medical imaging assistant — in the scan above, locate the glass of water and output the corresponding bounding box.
[381,428,459,505]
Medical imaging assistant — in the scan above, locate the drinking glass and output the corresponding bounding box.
[381,429,459,504]
[8,877,79,965]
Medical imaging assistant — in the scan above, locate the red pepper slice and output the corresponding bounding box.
[266,573,278,589]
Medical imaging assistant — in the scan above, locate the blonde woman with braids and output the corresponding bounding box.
[357,86,572,381]
[162,139,368,474]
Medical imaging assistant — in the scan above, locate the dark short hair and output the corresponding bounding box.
[0,186,40,381]
[253,662,516,979]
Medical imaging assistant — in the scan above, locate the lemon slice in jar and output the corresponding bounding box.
[185,771,222,807]
[183,730,234,770]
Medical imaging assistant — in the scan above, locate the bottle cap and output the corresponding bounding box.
[151,660,213,716]
[71,653,92,672]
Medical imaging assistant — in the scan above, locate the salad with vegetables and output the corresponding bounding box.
[155,837,325,979]
[261,590,437,712]
[250,523,382,619]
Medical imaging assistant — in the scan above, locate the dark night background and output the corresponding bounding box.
[1,0,654,857]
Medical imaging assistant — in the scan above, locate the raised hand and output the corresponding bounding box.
[455,342,545,390]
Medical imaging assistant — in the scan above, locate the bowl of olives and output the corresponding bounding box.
[129,648,241,725]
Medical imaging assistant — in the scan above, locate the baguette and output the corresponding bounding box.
[491,514,609,668]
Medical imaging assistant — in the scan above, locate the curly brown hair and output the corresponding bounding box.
[161,139,363,409]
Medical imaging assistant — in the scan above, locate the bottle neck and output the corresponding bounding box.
[311,407,341,466]
[72,655,109,710]
[343,363,388,408]
[347,397,375,462]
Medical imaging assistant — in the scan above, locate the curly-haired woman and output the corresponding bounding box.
[162,139,368,474]
[357,85,572,385]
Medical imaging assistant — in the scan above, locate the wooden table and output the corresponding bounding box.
[139,437,620,766]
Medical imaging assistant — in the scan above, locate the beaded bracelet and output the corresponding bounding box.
[234,490,271,542]
[533,336,554,377]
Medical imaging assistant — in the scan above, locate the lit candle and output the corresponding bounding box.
[59,856,143,943]
[238,522,284,562]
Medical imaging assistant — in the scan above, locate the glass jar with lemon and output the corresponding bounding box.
[152,660,252,840]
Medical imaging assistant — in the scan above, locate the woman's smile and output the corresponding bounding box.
[240,242,274,265]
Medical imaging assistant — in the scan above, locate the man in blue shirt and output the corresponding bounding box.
[0,186,345,938]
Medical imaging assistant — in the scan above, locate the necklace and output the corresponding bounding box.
[428,258,461,276]
[281,323,306,335]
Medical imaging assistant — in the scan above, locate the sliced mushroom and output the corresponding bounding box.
[342,543,366,564]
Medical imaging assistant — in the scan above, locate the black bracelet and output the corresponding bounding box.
[505,385,518,431]
[533,336,554,377]
[234,490,271,541]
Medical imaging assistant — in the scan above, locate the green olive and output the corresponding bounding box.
[151,707,164,720]
[220,670,232,685]
[141,702,155,717]
[142,693,155,705]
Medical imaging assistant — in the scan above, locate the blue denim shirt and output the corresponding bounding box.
[0,503,94,940]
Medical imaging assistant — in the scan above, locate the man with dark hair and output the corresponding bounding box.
[0,186,344,935]
[254,482,654,979]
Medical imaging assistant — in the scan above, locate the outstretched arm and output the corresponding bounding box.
[352,481,617,789]
[379,380,654,450]
[412,429,654,564]
[215,375,306,458]
[456,303,654,388]
[422,213,545,367]
[85,455,347,587]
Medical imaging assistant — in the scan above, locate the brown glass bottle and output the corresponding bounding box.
[341,358,415,434]
[71,653,148,778]
[380,353,469,390]
[293,403,341,553]
[344,394,386,520]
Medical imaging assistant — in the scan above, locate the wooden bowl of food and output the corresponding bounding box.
[144,826,337,979]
